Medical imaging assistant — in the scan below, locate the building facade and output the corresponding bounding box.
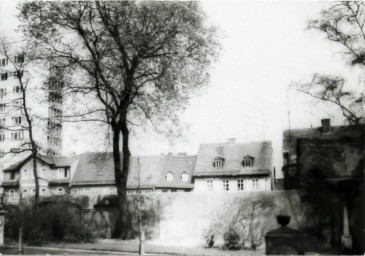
[0,52,64,163]
[193,139,272,192]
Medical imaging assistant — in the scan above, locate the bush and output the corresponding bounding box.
[223,227,241,250]
[4,199,95,245]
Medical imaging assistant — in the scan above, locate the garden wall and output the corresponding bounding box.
[86,190,305,247]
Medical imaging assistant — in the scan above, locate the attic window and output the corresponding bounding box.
[242,155,254,167]
[166,172,174,181]
[181,172,189,182]
[213,157,224,169]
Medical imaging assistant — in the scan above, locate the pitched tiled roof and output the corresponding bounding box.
[157,155,196,189]
[49,179,70,185]
[193,141,272,177]
[2,152,32,171]
[283,124,364,155]
[3,153,79,172]
[70,153,166,188]
[2,178,20,187]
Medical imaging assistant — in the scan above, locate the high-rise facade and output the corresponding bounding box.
[0,52,63,162]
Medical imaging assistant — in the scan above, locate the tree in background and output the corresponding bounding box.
[19,1,220,238]
[296,1,364,124]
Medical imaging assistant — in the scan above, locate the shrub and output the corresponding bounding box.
[4,199,95,244]
[223,227,241,250]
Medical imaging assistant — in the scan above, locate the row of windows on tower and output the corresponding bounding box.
[0,71,24,81]
[0,101,23,112]
[0,131,24,142]
[213,156,254,169]
[0,55,24,67]
[0,86,23,97]
[207,178,260,191]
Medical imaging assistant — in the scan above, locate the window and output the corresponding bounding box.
[0,58,8,66]
[181,173,189,182]
[9,190,15,200]
[109,187,116,195]
[57,187,64,195]
[0,118,5,127]
[15,55,24,64]
[252,178,259,191]
[41,188,46,196]
[58,169,64,178]
[13,100,22,107]
[0,88,6,98]
[0,103,6,111]
[237,179,244,191]
[207,180,213,191]
[161,189,168,193]
[1,73,8,81]
[0,133,5,141]
[11,131,23,140]
[166,172,174,181]
[22,189,28,195]
[242,155,254,167]
[11,148,20,153]
[0,149,4,157]
[213,157,224,168]
[13,70,23,78]
[12,116,21,125]
[41,168,46,177]
[13,86,21,94]
[10,172,15,180]
[23,169,28,180]
[171,189,177,193]
[223,179,229,191]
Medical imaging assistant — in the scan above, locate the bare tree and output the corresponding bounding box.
[19,1,220,237]
[295,74,364,124]
[308,1,365,66]
[295,1,365,124]
[0,37,41,207]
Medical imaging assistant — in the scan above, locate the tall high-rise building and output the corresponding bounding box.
[0,51,63,167]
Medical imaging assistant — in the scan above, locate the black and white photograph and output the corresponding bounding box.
[0,0,363,255]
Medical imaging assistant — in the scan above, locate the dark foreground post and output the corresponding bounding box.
[139,230,145,255]
[18,227,23,255]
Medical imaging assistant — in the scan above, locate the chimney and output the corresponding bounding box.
[228,138,236,144]
[321,119,331,133]
[177,152,187,156]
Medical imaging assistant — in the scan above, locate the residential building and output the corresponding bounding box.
[2,153,79,204]
[192,139,272,192]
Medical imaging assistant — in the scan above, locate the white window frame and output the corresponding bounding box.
[9,190,15,200]
[207,179,213,191]
[41,188,46,196]
[41,168,46,177]
[213,159,223,168]
[23,169,28,180]
[166,172,174,181]
[252,178,259,191]
[57,187,64,195]
[223,179,229,191]
[237,179,244,191]
[181,172,189,182]
[57,168,64,178]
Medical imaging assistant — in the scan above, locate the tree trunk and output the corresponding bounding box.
[111,116,130,238]
[32,150,39,208]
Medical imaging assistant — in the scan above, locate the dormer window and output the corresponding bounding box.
[242,155,254,167]
[166,172,174,181]
[213,157,224,168]
[181,172,189,182]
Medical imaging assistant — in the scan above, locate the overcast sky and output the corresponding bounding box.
[1,1,363,178]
